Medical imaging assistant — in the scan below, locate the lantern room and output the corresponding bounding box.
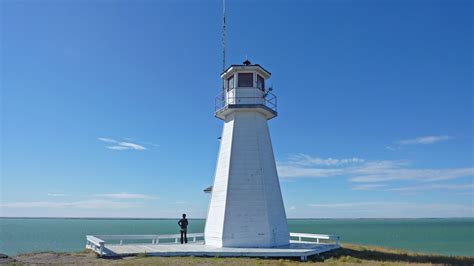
[215,59,277,120]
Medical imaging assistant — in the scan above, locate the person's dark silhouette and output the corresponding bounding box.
[178,213,188,244]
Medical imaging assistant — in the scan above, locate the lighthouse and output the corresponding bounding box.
[204,60,290,248]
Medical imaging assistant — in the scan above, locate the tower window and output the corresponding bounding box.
[227,76,234,90]
[257,75,265,91]
[238,73,253,87]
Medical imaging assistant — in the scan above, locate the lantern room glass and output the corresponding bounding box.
[238,73,253,87]
[257,75,265,91]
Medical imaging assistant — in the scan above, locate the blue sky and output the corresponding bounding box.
[1,0,472,218]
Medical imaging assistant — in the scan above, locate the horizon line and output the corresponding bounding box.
[1,216,473,220]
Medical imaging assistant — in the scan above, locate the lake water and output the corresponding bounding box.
[0,218,472,256]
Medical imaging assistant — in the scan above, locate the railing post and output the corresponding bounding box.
[316,238,320,244]
[175,238,178,243]
[156,238,160,244]
[99,243,104,257]
[193,237,196,242]
[120,240,123,245]
[298,236,301,242]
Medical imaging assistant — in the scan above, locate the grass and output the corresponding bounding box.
[9,244,474,265]
[310,243,474,265]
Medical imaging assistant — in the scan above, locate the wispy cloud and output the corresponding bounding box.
[98,137,154,151]
[398,135,453,145]
[172,201,191,205]
[47,193,67,197]
[277,166,345,178]
[285,154,365,166]
[386,135,453,151]
[277,154,474,183]
[350,164,474,183]
[97,137,117,143]
[308,202,389,208]
[115,142,146,150]
[277,154,363,178]
[305,201,473,218]
[351,183,474,192]
[0,200,143,209]
[124,138,160,148]
[95,193,159,200]
[351,184,387,190]
[386,183,474,192]
[106,145,130,150]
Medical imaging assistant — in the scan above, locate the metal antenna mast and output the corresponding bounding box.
[222,0,226,73]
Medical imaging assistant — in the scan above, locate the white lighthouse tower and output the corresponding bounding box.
[204,60,290,248]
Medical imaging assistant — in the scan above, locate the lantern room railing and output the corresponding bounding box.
[214,87,277,114]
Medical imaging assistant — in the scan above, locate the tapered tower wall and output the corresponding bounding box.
[204,110,289,247]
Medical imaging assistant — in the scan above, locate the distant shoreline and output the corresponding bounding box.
[1,216,473,220]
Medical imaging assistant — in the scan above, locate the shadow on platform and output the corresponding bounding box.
[311,244,474,266]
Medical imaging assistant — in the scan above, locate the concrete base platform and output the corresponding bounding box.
[103,241,339,260]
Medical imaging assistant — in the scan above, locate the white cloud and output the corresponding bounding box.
[305,201,473,218]
[398,135,453,145]
[277,154,363,178]
[277,165,344,178]
[277,154,474,183]
[47,193,67,197]
[308,202,383,208]
[97,137,117,143]
[117,142,146,150]
[387,183,474,192]
[95,193,159,200]
[107,146,130,150]
[351,183,474,192]
[351,184,387,190]
[350,165,474,183]
[98,137,150,151]
[285,154,365,166]
[0,200,142,209]
[386,135,453,151]
[124,138,160,148]
[140,141,160,148]
[172,201,190,205]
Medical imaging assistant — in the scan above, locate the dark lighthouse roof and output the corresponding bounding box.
[221,59,272,76]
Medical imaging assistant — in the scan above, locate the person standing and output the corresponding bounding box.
[178,213,188,244]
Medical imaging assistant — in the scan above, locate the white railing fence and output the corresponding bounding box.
[86,232,339,256]
[86,233,204,256]
[290,232,340,245]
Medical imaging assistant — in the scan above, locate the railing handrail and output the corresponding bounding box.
[214,87,277,113]
[289,232,340,245]
[93,233,204,241]
[86,235,105,245]
[214,86,276,99]
[86,232,340,256]
[290,232,339,240]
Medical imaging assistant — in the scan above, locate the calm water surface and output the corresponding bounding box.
[0,218,472,256]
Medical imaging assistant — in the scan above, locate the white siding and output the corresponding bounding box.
[204,111,289,248]
[204,114,235,247]
[226,86,264,105]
